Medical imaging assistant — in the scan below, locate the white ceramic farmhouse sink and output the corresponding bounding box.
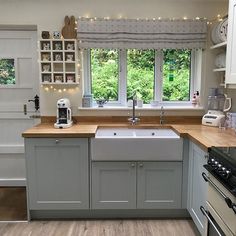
[95,128,134,138]
[91,128,183,161]
[134,128,178,138]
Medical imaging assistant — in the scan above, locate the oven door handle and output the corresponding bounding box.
[200,206,223,236]
[202,172,236,214]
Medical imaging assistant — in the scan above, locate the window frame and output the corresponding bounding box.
[84,48,199,107]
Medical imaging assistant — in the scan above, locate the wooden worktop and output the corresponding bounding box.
[22,123,98,138]
[22,123,236,151]
[172,125,236,151]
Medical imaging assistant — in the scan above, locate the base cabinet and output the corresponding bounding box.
[137,162,182,209]
[91,162,136,209]
[25,138,89,210]
[92,161,182,210]
[187,142,207,235]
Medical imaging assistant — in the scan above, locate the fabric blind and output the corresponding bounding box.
[77,18,207,49]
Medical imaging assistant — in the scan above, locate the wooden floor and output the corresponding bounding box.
[0,187,27,221]
[0,219,199,236]
[0,188,199,236]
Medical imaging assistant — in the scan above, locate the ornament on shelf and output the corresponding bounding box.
[41,31,50,39]
[61,16,77,39]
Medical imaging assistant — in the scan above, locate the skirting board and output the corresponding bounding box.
[0,178,26,186]
[30,209,190,220]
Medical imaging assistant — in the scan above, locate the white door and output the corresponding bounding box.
[0,30,39,186]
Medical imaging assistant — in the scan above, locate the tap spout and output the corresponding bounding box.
[128,95,140,125]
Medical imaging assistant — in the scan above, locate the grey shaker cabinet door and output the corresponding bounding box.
[137,162,182,209]
[91,162,136,209]
[25,138,89,210]
[187,142,207,235]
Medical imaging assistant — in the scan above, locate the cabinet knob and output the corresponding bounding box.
[131,163,135,168]
[55,139,60,144]
[139,163,143,167]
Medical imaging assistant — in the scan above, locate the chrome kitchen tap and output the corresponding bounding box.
[160,106,164,125]
[128,95,140,125]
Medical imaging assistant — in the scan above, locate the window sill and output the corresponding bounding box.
[78,105,204,111]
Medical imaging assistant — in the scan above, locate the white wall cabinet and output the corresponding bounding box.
[187,141,208,235]
[225,0,236,85]
[92,161,182,210]
[25,138,89,210]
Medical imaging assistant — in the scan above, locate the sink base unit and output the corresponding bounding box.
[91,161,182,210]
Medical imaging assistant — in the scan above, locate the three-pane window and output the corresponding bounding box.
[89,48,192,106]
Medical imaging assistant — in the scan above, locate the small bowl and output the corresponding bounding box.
[96,99,107,107]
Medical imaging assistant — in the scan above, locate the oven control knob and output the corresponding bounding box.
[217,164,222,169]
[208,158,215,164]
[211,161,219,169]
[225,170,232,179]
[219,167,227,176]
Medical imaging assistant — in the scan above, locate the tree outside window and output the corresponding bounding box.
[90,49,191,104]
[0,59,15,85]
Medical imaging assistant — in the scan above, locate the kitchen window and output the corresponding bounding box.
[78,18,206,107]
[86,48,197,106]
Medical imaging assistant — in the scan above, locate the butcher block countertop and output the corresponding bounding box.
[22,123,98,138]
[22,123,236,151]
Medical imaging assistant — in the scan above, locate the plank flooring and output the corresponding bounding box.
[0,188,199,236]
[0,219,199,236]
[0,187,27,221]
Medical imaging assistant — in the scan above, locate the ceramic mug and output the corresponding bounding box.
[137,100,143,107]
[66,54,74,61]
[42,64,50,72]
[67,75,74,83]
[66,43,74,50]
[55,54,62,61]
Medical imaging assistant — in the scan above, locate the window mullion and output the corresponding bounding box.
[155,50,163,102]
[119,49,127,105]
[83,49,91,95]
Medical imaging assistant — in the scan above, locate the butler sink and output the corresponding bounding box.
[91,128,183,161]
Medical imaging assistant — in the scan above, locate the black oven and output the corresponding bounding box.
[200,206,226,236]
[201,146,236,236]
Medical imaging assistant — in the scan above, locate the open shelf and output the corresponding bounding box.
[213,68,226,72]
[210,41,227,49]
[39,39,79,85]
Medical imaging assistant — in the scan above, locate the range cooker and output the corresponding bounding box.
[201,146,236,236]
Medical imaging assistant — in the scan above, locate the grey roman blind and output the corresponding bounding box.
[77,18,207,49]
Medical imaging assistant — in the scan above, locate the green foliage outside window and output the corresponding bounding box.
[0,59,15,85]
[91,49,118,101]
[127,49,155,103]
[90,48,191,103]
[163,49,191,101]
